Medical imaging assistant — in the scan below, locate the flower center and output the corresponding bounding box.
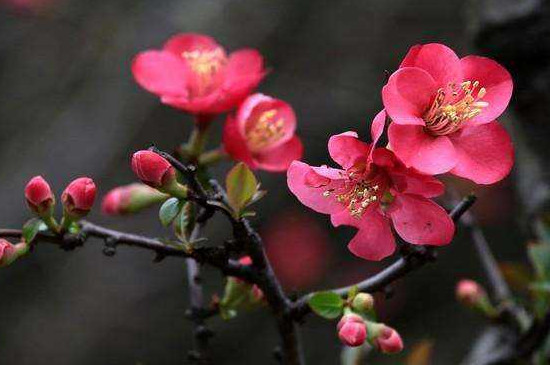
[323,167,388,218]
[245,109,286,151]
[181,49,227,97]
[424,80,488,136]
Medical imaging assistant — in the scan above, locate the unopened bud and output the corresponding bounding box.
[131,151,187,198]
[101,183,167,215]
[351,293,374,313]
[456,279,485,306]
[25,176,55,216]
[0,240,28,267]
[337,314,367,347]
[61,177,97,220]
[375,325,404,354]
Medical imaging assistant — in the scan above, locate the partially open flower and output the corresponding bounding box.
[132,33,265,116]
[375,326,404,354]
[383,43,514,184]
[101,183,167,215]
[223,93,303,172]
[25,175,55,216]
[337,313,367,347]
[287,111,454,261]
[61,177,97,220]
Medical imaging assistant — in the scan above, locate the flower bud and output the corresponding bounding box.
[337,313,367,347]
[375,326,404,354]
[456,279,485,306]
[0,240,28,267]
[131,151,187,198]
[25,176,55,216]
[61,177,97,220]
[101,183,167,215]
[351,293,374,313]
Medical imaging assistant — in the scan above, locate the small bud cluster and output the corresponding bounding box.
[336,291,403,354]
[24,175,97,234]
[219,256,265,319]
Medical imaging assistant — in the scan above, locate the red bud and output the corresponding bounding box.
[25,176,54,215]
[376,326,404,354]
[456,279,485,306]
[337,314,367,347]
[131,151,175,189]
[62,177,97,219]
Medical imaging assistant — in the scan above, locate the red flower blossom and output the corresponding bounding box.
[383,43,514,184]
[132,33,265,116]
[287,111,454,261]
[223,93,303,172]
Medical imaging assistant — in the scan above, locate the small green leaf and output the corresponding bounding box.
[226,163,258,217]
[308,291,344,319]
[174,202,192,241]
[530,282,550,293]
[159,198,184,227]
[22,218,48,243]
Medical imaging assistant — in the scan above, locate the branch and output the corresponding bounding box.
[185,222,214,364]
[458,201,530,331]
[290,194,477,320]
[153,148,304,365]
[0,223,253,281]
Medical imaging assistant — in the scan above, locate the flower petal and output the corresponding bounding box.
[222,115,256,168]
[388,123,457,174]
[132,51,188,96]
[253,136,303,172]
[328,131,372,170]
[347,206,396,261]
[460,56,513,126]
[287,161,346,215]
[382,67,437,126]
[370,110,386,146]
[163,33,222,56]
[389,168,445,198]
[449,121,514,184]
[389,194,455,246]
[400,43,462,86]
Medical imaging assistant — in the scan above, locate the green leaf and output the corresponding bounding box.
[22,218,48,243]
[308,292,344,319]
[530,281,550,293]
[159,198,184,227]
[174,202,192,241]
[529,242,550,280]
[226,163,258,217]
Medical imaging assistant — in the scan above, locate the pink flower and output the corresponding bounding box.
[375,326,404,354]
[383,43,514,184]
[132,33,265,116]
[287,111,454,261]
[223,93,303,172]
[101,183,166,215]
[337,314,367,347]
[25,176,55,215]
[62,177,97,219]
[0,240,16,267]
[456,279,485,306]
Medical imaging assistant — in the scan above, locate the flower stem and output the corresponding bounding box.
[187,115,214,160]
[198,148,228,166]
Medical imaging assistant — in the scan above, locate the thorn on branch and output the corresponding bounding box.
[102,237,118,257]
[152,251,166,263]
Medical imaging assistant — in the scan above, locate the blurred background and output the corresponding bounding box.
[0,0,548,364]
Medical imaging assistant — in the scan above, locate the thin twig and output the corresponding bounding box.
[290,194,477,320]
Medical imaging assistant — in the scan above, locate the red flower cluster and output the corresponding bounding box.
[132,33,303,172]
[287,43,514,261]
